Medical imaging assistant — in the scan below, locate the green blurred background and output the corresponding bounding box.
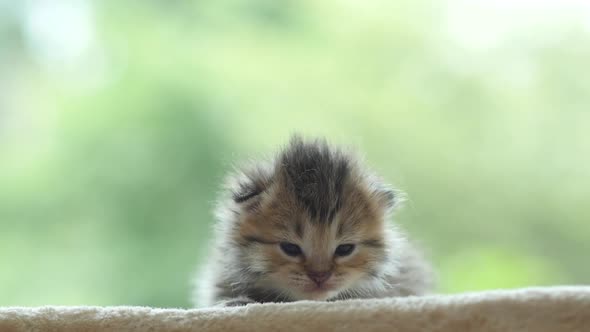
[1,0,589,307]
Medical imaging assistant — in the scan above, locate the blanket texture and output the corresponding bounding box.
[1,287,589,332]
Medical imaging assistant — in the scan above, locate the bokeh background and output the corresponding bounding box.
[1,0,589,307]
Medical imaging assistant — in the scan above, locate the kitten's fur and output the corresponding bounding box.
[194,136,433,307]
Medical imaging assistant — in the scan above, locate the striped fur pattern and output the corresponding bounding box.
[194,136,433,306]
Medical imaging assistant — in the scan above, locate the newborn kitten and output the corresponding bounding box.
[194,136,433,307]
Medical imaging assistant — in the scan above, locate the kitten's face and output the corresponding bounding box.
[236,184,389,301]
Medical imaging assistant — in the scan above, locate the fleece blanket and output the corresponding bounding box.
[0,287,589,332]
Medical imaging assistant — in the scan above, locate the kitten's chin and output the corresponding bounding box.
[292,286,340,301]
[297,290,337,301]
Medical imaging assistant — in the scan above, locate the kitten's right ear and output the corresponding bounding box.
[227,163,273,207]
[232,179,264,204]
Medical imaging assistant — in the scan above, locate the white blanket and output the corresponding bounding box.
[1,287,589,332]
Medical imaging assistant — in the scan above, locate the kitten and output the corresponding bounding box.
[193,136,433,307]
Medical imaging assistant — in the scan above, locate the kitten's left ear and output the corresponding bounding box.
[372,186,403,213]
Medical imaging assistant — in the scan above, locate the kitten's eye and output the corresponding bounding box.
[280,242,302,257]
[335,244,355,257]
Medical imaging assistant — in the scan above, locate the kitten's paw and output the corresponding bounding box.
[218,297,257,307]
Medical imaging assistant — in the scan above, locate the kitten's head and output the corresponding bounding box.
[219,136,401,301]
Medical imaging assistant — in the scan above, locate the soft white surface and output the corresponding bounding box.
[1,287,589,332]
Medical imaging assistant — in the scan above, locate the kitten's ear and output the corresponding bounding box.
[372,186,403,213]
[232,179,264,204]
[227,163,273,208]
[215,164,272,224]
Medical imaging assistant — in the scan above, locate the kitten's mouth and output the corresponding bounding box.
[297,283,340,301]
[303,283,335,294]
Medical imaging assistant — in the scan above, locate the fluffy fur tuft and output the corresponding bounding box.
[193,135,433,307]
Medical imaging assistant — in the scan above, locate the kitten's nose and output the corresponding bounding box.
[307,271,332,286]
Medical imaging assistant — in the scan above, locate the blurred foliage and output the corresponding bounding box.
[0,0,589,307]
